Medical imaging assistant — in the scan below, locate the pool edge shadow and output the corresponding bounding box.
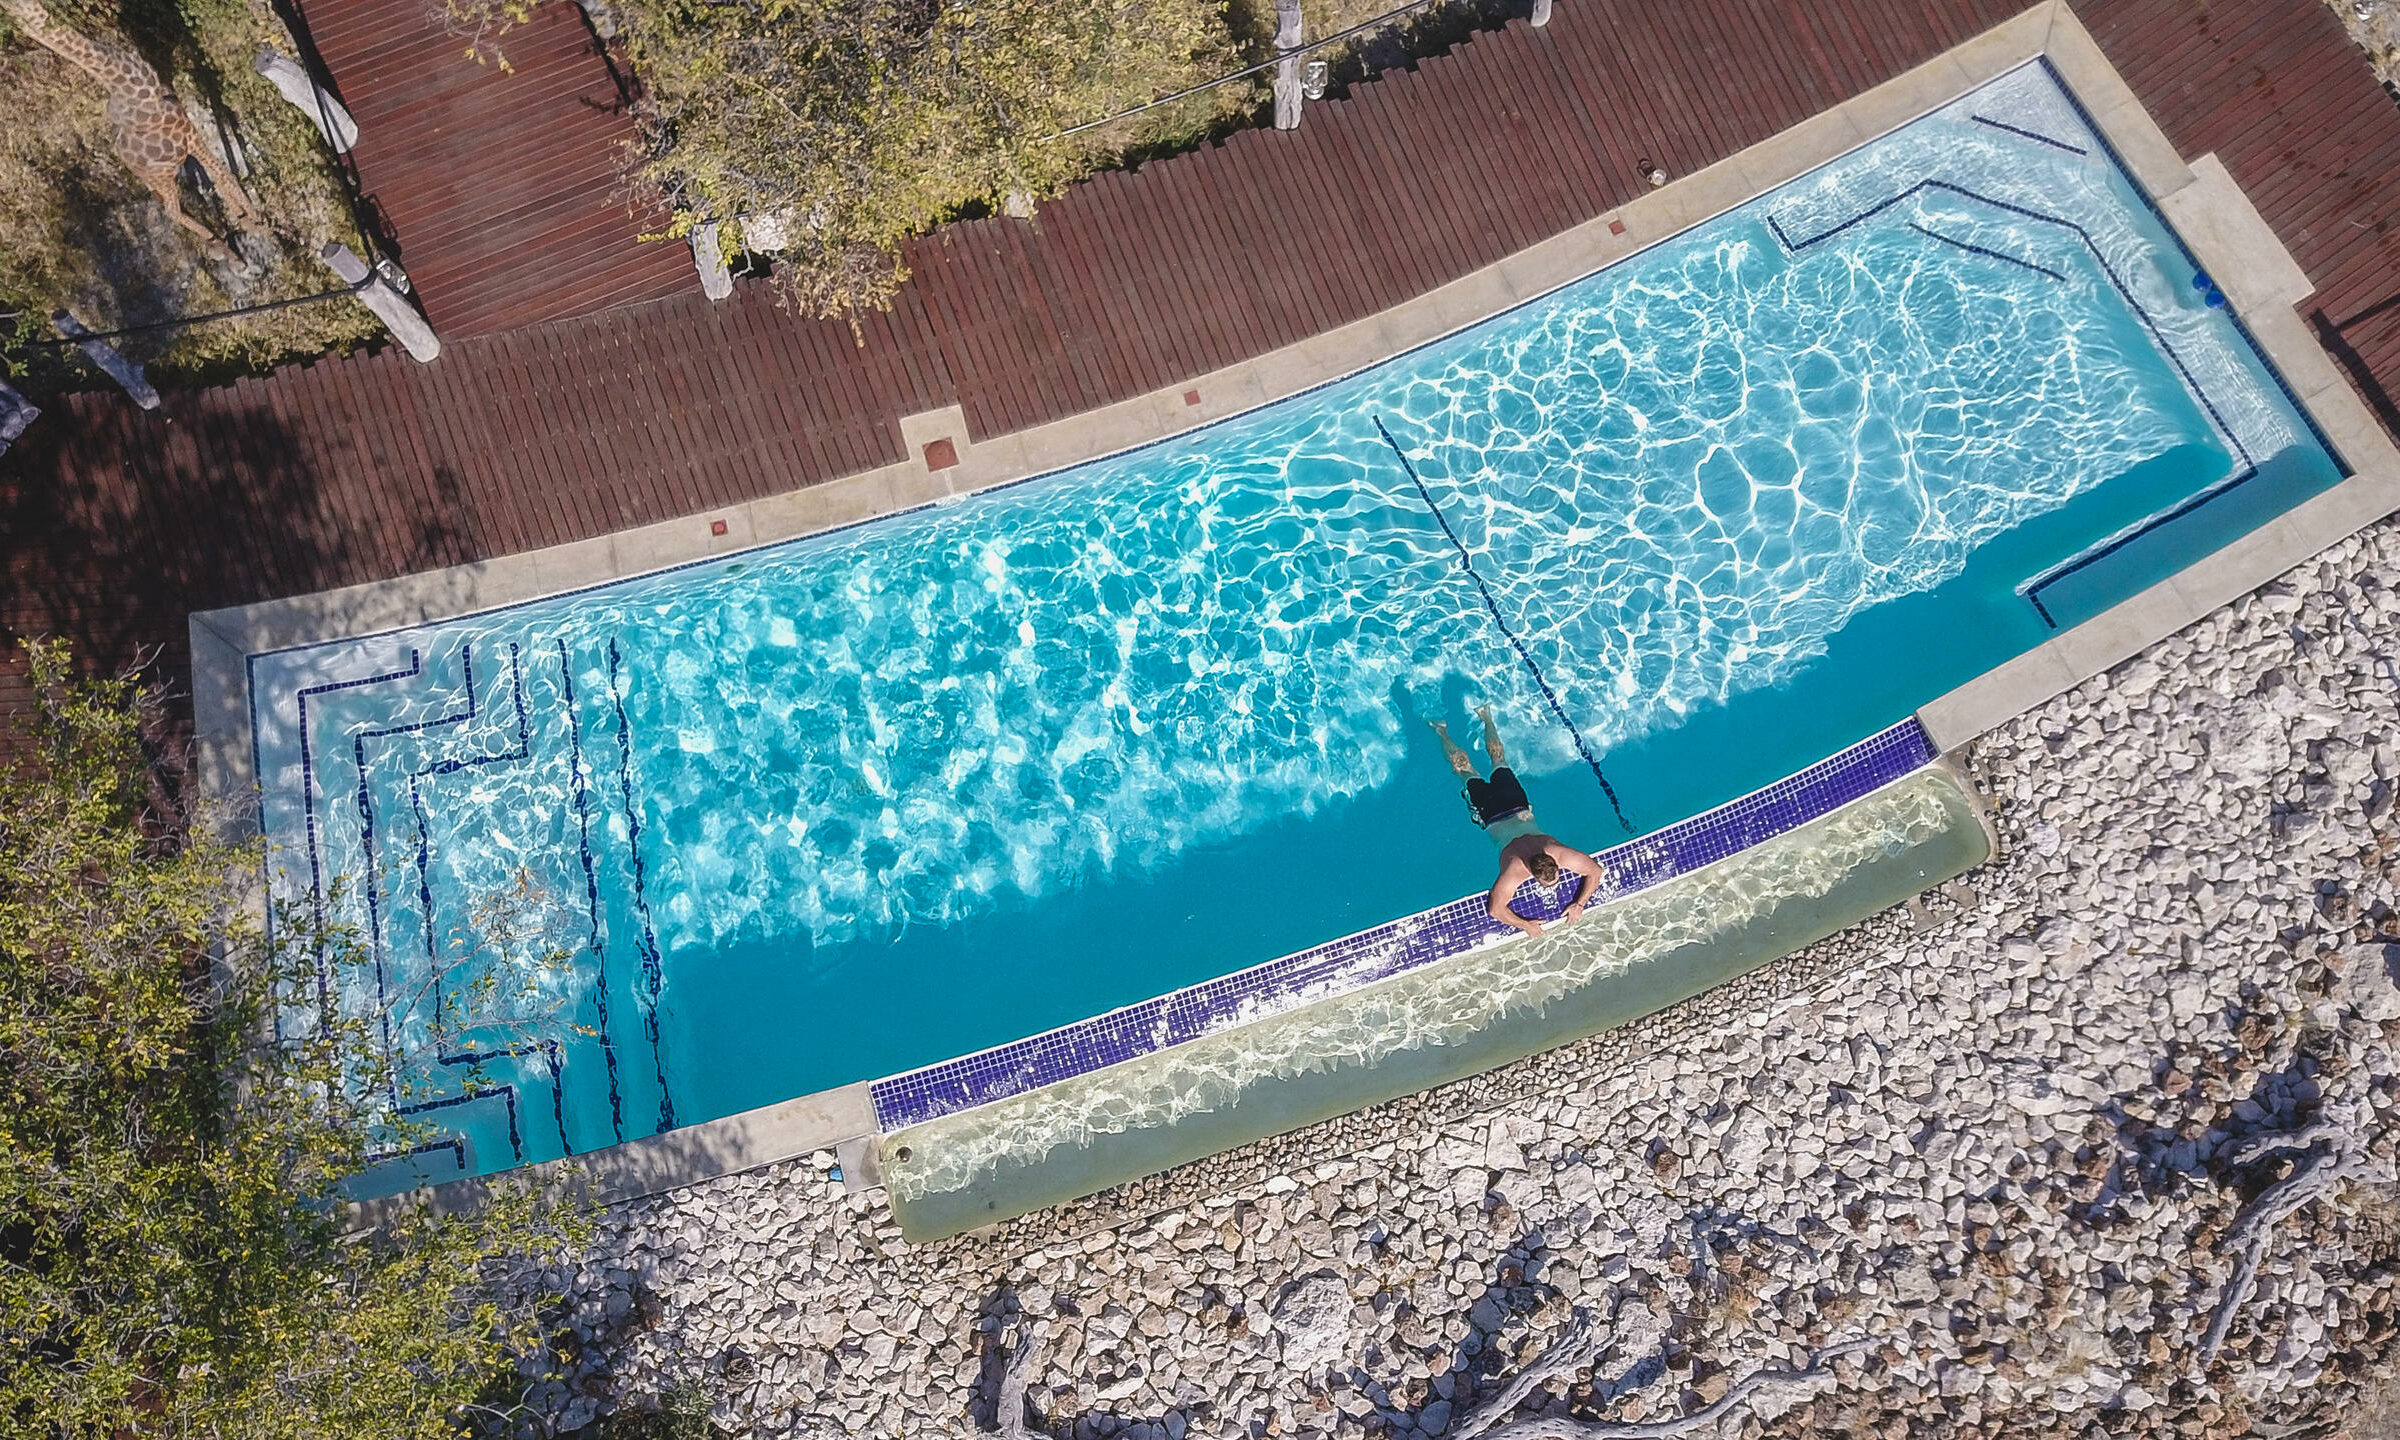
[345,1079,878,1229]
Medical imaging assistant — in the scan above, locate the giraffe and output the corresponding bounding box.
[1,0,259,257]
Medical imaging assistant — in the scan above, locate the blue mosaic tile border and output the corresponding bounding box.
[867,718,1939,1131]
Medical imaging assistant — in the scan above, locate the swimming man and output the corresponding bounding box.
[1431,705,1606,938]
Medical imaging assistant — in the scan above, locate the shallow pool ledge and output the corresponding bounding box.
[882,765,1991,1243]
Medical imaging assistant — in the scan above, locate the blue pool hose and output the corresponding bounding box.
[1371,416,1635,834]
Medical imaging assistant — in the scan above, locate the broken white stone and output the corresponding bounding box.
[1267,1274,1353,1371]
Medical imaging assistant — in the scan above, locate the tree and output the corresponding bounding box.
[0,640,582,1438]
[613,0,1246,319]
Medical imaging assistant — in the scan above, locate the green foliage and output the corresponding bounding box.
[612,0,1249,318]
[434,0,537,71]
[0,641,584,1439]
[596,1379,715,1439]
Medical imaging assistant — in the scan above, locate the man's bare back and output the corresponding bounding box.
[1431,706,1606,937]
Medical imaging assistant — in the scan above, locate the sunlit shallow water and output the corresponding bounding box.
[245,64,2342,1187]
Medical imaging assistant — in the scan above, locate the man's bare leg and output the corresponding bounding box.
[1430,719,1480,780]
[1479,704,1509,771]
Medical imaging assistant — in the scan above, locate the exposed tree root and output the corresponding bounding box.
[2199,1099,2394,1371]
[993,1318,1047,1440]
[1458,1331,1884,1440]
[982,1294,1885,1439]
[1450,1309,1617,1440]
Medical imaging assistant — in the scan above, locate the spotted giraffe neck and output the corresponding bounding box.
[2,0,153,92]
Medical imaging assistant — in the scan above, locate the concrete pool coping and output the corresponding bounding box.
[257,0,2400,1223]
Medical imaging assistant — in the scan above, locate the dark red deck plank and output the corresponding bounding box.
[1560,6,1679,192]
[1275,122,1374,329]
[914,237,1006,434]
[1427,49,1526,263]
[318,356,414,559]
[757,308,845,487]
[1542,18,1646,201]
[1712,0,1814,140]
[946,231,1035,434]
[1123,164,1228,379]
[813,299,897,471]
[1513,28,1618,215]
[1141,157,1240,376]
[1377,67,1489,278]
[1449,30,1555,258]
[981,221,1066,430]
[1610,0,1717,173]
[1078,174,1176,399]
[987,224,1101,423]
[1194,133,1305,353]
[492,326,590,540]
[1518,12,1620,217]
[288,365,390,564]
[1323,87,1440,303]
[1229,132,1334,339]
[1347,77,1454,301]
[506,329,586,544]
[303,0,690,339]
[1178,142,1279,364]
[938,235,1034,438]
[718,296,816,489]
[457,333,531,550]
[1309,105,1423,320]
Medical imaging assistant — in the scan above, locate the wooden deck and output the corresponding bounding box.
[5,0,2400,725]
[293,0,693,337]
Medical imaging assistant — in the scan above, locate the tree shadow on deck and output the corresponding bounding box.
[2311,294,2400,446]
[0,371,474,728]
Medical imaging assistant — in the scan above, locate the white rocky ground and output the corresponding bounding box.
[526,518,2400,1440]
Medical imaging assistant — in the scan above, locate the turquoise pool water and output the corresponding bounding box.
[247,64,2343,1189]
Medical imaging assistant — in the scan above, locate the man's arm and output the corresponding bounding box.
[1551,844,1605,921]
[1487,859,1544,937]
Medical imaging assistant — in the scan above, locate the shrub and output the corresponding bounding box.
[0,640,582,1438]
[613,0,1249,321]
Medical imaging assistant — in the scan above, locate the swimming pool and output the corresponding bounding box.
[246,62,2342,1192]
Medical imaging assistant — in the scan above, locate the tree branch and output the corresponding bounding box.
[1452,1308,1615,1440]
[1439,1289,1883,1440]
[993,1318,1047,1440]
[2199,1097,2394,1369]
[979,1281,1882,1440]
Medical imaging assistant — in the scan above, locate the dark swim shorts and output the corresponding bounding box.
[1464,767,1532,827]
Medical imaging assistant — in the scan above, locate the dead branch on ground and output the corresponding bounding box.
[981,1298,1885,1439]
[992,1317,1048,1440]
[2199,1098,2395,1371]
[1457,1331,1885,1440]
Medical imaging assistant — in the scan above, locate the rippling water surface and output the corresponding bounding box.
[249,65,2341,1184]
